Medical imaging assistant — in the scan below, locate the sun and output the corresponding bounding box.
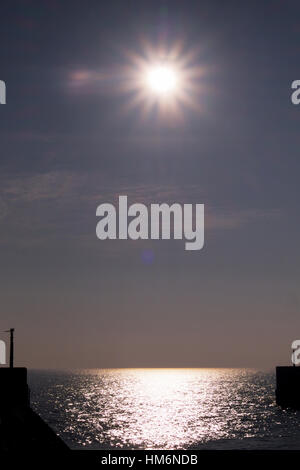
[146,65,178,94]
[120,40,207,120]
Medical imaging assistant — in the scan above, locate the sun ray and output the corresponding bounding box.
[120,40,208,121]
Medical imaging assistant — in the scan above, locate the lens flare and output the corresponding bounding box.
[120,40,208,121]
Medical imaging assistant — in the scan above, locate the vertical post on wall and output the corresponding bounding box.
[9,328,14,368]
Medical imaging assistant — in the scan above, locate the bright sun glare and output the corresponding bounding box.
[146,65,178,94]
[120,40,206,119]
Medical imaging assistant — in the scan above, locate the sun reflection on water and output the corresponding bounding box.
[30,368,295,449]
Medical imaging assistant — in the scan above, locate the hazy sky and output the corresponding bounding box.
[0,0,300,368]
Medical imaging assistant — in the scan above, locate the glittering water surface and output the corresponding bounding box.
[28,369,300,449]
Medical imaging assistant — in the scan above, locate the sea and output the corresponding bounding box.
[28,368,300,450]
